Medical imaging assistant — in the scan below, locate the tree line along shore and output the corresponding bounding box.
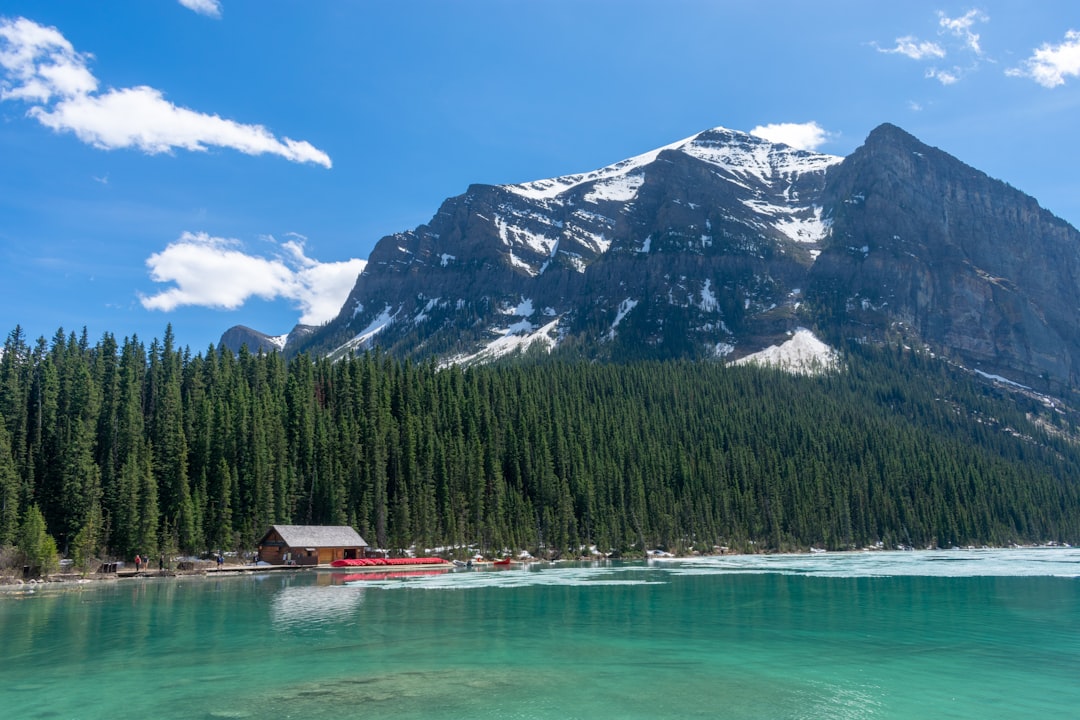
[2,325,1080,578]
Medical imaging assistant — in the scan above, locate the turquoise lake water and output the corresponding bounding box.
[1,549,1078,719]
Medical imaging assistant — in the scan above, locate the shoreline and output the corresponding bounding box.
[0,561,314,592]
[2,543,1072,594]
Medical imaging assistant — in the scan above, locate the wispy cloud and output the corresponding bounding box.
[178,0,222,19]
[939,10,988,56]
[873,9,989,85]
[141,232,365,325]
[876,36,946,61]
[1007,30,1080,88]
[926,67,959,85]
[749,122,832,152]
[0,16,330,167]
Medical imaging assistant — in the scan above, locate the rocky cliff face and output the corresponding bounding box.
[808,124,1080,390]
[225,122,1080,390]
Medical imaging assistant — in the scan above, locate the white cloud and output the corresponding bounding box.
[178,0,222,19]
[876,36,946,61]
[31,86,331,165]
[0,16,330,167]
[0,16,97,102]
[749,122,831,151]
[926,67,960,85]
[873,10,988,85]
[141,232,366,325]
[939,10,988,55]
[1007,30,1080,88]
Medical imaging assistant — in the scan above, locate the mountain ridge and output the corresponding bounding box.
[222,122,1080,391]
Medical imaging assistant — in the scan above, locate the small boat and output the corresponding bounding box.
[492,557,512,566]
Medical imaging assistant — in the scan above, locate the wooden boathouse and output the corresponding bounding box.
[256,525,368,566]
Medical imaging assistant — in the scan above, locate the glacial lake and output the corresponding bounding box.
[1,549,1077,719]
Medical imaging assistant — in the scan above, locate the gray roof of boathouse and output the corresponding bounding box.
[263,525,368,548]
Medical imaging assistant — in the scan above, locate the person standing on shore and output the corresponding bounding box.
[134,554,141,573]
[159,555,164,572]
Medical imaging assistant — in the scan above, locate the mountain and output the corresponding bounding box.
[808,123,1080,392]
[219,325,287,355]
[227,123,1080,391]
[220,323,316,356]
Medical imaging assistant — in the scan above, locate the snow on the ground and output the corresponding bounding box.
[734,327,839,374]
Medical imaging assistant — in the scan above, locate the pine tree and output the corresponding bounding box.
[135,443,160,558]
[18,504,58,577]
[0,418,20,545]
[150,328,195,551]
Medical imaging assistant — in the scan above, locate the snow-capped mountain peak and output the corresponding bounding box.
[504,126,841,203]
[228,121,1080,392]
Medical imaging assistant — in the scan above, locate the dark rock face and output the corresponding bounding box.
[808,124,1080,389]
[226,122,1080,390]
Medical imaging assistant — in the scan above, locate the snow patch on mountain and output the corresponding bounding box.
[685,130,842,184]
[503,297,535,317]
[700,279,718,313]
[447,318,561,365]
[340,305,397,354]
[774,206,831,244]
[496,203,565,229]
[414,298,441,323]
[607,298,639,341]
[507,250,538,276]
[584,172,645,204]
[734,328,839,375]
[505,134,695,201]
[495,215,558,256]
[739,200,832,244]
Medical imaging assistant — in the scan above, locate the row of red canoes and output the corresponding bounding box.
[329,557,448,568]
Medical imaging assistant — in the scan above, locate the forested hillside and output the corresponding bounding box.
[2,324,1079,568]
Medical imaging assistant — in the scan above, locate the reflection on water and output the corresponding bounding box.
[339,569,449,582]
[270,583,365,630]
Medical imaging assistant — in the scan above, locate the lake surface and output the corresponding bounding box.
[1,549,1077,719]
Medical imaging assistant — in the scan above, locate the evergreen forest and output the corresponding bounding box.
[2,324,1079,573]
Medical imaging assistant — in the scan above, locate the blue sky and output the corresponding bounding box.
[2,1,1079,351]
